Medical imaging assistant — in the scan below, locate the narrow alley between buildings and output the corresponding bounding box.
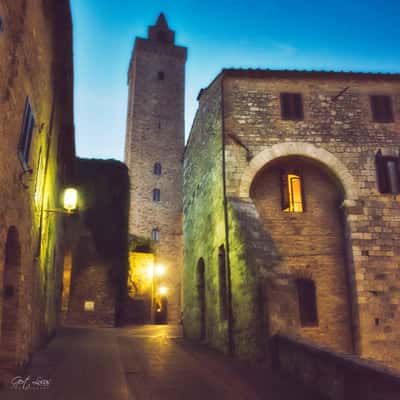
[1,325,323,400]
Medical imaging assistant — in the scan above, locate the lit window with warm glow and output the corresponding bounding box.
[281,173,304,213]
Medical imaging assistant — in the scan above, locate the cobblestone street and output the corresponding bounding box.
[1,325,322,399]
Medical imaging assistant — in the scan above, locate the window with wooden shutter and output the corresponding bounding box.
[370,95,394,123]
[280,93,304,120]
[281,171,304,212]
[18,98,35,170]
[296,278,318,326]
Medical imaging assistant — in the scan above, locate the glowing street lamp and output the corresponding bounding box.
[45,187,78,214]
[155,264,165,276]
[158,286,168,296]
[63,188,78,214]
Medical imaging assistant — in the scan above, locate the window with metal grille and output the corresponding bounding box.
[0,16,4,32]
[370,95,394,123]
[375,150,400,194]
[154,163,162,176]
[151,228,160,241]
[280,93,304,120]
[18,98,35,170]
[218,245,228,321]
[296,278,318,326]
[153,188,161,202]
[281,171,304,212]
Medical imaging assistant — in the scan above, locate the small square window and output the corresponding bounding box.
[158,71,165,80]
[370,95,394,123]
[151,228,160,241]
[18,98,35,170]
[280,93,304,120]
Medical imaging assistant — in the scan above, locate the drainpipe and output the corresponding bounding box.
[221,75,234,356]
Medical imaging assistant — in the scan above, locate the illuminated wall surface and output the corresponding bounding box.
[128,252,155,298]
[0,0,74,376]
[183,70,400,369]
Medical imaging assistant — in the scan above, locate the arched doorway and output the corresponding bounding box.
[197,258,206,340]
[250,156,353,353]
[1,226,21,360]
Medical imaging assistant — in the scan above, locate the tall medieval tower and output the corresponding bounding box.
[124,14,186,323]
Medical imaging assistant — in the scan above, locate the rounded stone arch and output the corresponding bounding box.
[1,226,22,359]
[238,142,358,202]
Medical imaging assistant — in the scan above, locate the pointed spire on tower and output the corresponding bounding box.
[156,13,169,29]
[148,12,175,44]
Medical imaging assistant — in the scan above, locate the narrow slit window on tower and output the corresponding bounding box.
[375,149,400,194]
[151,228,160,241]
[18,97,35,170]
[370,95,394,123]
[218,245,228,321]
[153,188,161,202]
[280,93,304,120]
[281,171,304,212]
[154,162,162,176]
[296,278,318,326]
[158,71,165,80]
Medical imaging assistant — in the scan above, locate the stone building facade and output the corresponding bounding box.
[63,159,129,327]
[124,14,186,323]
[183,69,400,369]
[0,0,75,380]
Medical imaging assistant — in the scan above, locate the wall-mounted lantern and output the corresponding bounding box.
[63,187,78,214]
[44,187,78,214]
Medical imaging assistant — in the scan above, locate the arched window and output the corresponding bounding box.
[2,226,21,357]
[197,258,206,339]
[5,226,21,266]
[153,163,162,176]
[151,228,160,241]
[296,278,318,326]
[153,188,160,202]
[218,245,228,320]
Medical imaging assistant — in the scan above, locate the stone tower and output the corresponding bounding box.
[124,13,186,323]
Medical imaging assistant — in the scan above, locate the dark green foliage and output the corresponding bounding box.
[128,234,152,253]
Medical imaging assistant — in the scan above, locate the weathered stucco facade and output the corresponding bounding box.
[183,69,400,370]
[0,0,75,381]
[124,14,186,323]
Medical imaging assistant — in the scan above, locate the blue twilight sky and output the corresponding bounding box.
[70,0,400,161]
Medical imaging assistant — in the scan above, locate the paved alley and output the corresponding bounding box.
[1,325,323,400]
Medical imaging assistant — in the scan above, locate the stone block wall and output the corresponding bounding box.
[124,18,186,323]
[184,69,400,369]
[274,334,400,400]
[183,78,231,352]
[66,230,116,327]
[222,70,400,367]
[0,0,74,378]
